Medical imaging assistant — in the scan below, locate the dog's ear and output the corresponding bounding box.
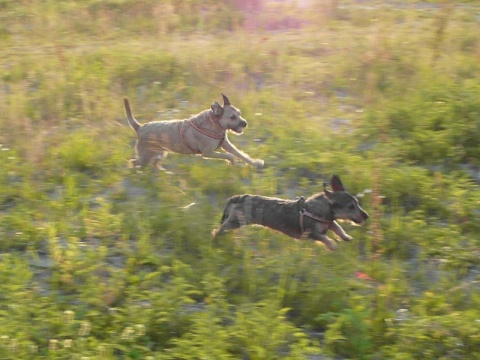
[330,175,345,192]
[221,93,231,106]
[211,101,224,117]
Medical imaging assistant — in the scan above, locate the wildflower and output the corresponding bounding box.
[121,327,134,341]
[29,343,38,353]
[108,307,117,314]
[9,339,18,353]
[134,324,146,337]
[355,271,375,282]
[98,345,106,356]
[49,339,58,351]
[0,335,9,346]
[78,321,91,337]
[63,339,73,348]
[64,310,75,323]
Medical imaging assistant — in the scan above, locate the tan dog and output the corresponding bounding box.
[124,94,264,169]
[213,175,369,251]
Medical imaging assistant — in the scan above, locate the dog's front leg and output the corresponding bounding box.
[221,138,264,168]
[309,233,338,251]
[329,221,353,242]
[200,150,237,165]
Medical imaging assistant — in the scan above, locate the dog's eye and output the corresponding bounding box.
[348,204,356,210]
[230,115,236,120]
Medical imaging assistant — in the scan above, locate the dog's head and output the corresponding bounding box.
[211,94,248,134]
[324,175,369,225]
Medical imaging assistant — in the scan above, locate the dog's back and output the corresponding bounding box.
[217,194,301,238]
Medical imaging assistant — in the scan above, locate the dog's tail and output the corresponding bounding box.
[124,97,141,133]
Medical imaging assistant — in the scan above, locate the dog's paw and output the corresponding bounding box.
[342,234,354,242]
[315,238,338,251]
[252,159,264,168]
[129,159,139,169]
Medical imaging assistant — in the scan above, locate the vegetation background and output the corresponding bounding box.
[1,0,480,358]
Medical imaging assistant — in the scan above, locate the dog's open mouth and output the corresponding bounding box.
[232,126,245,134]
[350,214,368,225]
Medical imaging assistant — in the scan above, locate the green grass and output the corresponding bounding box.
[1,0,480,358]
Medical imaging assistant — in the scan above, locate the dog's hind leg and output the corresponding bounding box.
[134,151,157,168]
[151,151,169,171]
[133,137,163,168]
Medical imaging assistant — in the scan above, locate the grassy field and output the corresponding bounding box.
[1,0,480,358]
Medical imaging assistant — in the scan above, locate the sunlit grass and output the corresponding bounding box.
[0,0,480,358]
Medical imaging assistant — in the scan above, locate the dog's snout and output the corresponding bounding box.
[241,119,247,128]
[362,211,369,220]
[352,210,369,224]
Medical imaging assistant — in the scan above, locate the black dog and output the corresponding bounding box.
[213,175,369,250]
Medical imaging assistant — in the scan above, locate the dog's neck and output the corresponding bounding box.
[297,195,334,233]
[191,110,224,134]
[208,112,225,132]
[188,110,226,140]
